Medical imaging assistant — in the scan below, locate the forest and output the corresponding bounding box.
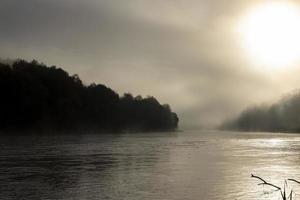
[0,60,178,132]
[221,91,300,132]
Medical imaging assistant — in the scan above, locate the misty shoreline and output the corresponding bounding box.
[221,91,300,133]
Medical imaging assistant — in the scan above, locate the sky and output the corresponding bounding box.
[2,0,300,129]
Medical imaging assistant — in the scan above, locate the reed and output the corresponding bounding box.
[251,174,300,200]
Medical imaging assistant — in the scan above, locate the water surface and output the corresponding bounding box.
[1,130,300,200]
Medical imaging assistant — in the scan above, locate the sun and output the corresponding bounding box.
[239,2,300,70]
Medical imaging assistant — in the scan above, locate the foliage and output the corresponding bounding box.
[0,60,178,132]
[221,91,300,132]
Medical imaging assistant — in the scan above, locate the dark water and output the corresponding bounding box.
[1,130,300,200]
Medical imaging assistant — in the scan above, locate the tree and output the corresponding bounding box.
[0,60,179,132]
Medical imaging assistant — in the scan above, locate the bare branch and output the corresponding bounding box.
[288,179,300,185]
[251,174,281,191]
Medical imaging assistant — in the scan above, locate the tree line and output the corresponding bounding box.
[221,91,300,133]
[0,60,178,132]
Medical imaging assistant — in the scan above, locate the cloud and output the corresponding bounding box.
[0,0,297,128]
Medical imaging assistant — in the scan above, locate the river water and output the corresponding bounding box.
[1,130,300,200]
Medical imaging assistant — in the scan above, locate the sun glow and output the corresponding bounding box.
[239,2,300,70]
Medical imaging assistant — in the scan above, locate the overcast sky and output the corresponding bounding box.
[1,0,300,129]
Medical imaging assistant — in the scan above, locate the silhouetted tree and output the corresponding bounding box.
[0,60,179,132]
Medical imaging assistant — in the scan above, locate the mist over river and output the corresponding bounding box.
[1,131,300,200]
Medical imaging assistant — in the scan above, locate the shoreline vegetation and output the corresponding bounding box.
[251,174,300,200]
[221,91,300,133]
[0,60,178,133]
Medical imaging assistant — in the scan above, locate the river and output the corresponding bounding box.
[1,130,300,200]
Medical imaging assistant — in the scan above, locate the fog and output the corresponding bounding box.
[2,0,300,129]
[221,90,300,132]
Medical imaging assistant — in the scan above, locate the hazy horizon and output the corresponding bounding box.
[2,0,300,129]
